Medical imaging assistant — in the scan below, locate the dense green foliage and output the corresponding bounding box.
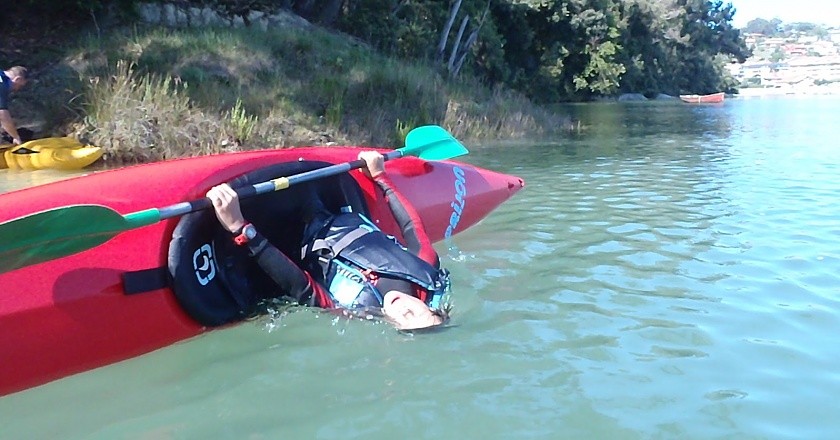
[9,0,750,100]
[321,0,752,99]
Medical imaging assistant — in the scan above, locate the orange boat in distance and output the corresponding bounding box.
[679,92,725,103]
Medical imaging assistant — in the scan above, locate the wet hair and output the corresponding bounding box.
[431,302,452,325]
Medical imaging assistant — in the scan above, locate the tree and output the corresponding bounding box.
[436,0,491,78]
[615,0,672,96]
[743,18,781,36]
[665,0,750,94]
[525,0,625,101]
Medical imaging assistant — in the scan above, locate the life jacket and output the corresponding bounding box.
[301,212,449,309]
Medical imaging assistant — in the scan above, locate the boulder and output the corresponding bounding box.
[617,93,648,101]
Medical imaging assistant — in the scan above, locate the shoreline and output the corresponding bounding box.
[735,84,840,98]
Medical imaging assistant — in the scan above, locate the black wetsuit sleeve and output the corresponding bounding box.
[243,232,322,306]
[373,174,439,267]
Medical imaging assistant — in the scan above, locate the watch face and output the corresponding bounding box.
[244,224,257,240]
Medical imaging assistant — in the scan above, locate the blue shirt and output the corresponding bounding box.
[0,71,11,111]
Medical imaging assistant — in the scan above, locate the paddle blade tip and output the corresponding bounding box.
[402,125,469,161]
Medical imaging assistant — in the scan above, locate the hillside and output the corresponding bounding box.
[2,8,572,163]
[731,27,840,96]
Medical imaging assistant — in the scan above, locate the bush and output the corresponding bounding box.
[79,60,231,162]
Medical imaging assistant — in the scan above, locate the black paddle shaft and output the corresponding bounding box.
[157,154,400,221]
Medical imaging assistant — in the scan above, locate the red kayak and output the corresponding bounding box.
[679,92,725,104]
[0,147,523,395]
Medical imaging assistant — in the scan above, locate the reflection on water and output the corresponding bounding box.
[3,98,840,438]
[1,168,90,194]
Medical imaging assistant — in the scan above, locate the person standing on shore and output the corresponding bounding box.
[0,66,30,145]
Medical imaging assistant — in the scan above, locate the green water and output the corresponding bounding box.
[2,97,840,439]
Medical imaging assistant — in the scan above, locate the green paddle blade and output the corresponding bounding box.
[0,205,159,273]
[402,125,468,160]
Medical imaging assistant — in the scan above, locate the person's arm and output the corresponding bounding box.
[0,84,21,144]
[0,110,21,144]
[242,231,333,307]
[206,184,334,308]
[358,151,439,267]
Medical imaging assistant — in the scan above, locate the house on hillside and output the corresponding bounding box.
[784,44,808,56]
[812,41,838,56]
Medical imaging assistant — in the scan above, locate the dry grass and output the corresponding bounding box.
[77,61,231,163]
[52,24,574,162]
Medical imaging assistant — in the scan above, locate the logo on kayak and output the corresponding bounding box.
[445,166,466,239]
[193,243,216,286]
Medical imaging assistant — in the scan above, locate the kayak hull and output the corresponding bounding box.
[0,147,523,395]
[679,92,725,104]
[1,137,104,170]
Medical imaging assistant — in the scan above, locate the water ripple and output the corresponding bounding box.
[5,99,840,439]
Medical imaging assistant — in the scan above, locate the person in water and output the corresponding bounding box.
[206,151,450,330]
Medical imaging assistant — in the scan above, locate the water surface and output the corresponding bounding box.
[2,97,839,439]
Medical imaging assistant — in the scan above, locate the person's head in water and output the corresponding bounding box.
[381,290,450,330]
[354,274,450,330]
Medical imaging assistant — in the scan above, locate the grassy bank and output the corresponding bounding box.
[18,21,573,163]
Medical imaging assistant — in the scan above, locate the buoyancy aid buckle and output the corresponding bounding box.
[362,268,378,282]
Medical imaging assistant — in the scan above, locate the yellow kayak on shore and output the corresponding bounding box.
[1,137,104,171]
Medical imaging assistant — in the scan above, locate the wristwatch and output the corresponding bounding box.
[233,223,257,246]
